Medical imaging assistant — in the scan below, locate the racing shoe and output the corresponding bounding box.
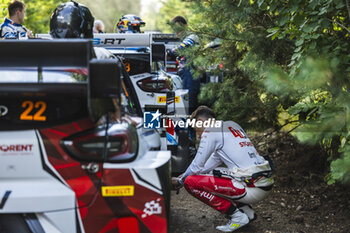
[216,209,249,232]
[239,205,257,221]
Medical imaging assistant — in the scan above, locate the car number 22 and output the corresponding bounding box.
[20,100,47,121]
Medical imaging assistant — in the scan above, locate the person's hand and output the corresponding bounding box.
[171,177,183,190]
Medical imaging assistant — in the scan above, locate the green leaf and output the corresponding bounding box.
[318,7,327,15]
[269,2,277,12]
[279,16,289,26]
[266,28,279,38]
[309,41,317,49]
[291,52,301,60]
[302,24,316,33]
[288,60,296,67]
[311,34,321,39]
[295,38,304,46]
[258,0,264,7]
[294,46,302,53]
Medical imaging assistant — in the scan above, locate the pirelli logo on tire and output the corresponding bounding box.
[101,185,134,197]
[157,96,180,103]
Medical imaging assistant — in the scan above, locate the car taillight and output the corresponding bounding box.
[137,77,173,93]
[61,122,138,163]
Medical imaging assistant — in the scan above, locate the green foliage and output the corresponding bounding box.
[0,0,61,34]
[78,0,141,32]
[155,0,197,33]
[0,0,141,33]
[158,0,350,184]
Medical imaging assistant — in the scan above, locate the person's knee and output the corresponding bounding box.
[183,175,197,191]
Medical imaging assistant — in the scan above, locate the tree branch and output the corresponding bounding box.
[328,18,350,34]
[255,120,302,144]
[189,28,245,42]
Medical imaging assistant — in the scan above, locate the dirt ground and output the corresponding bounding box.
[169,131,350,233]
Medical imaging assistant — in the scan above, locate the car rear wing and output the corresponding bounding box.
[0,40,121,122]
[152,33,180,50]
[92,33,168,74]
[93,33,152,48]
[0,39,92,67]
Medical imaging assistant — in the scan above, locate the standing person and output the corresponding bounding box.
[0,0,33,39]
[169,16,201,114]
[172,106,274,232]
[93,19,104,33]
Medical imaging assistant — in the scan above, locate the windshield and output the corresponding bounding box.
[0,68,88,83]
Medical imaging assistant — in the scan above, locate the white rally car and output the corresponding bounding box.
[0,40,171,233]
[93,33,191,174]
[93,33,188,116]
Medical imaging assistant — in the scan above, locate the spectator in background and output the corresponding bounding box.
[93,19,104,33]
[168,15,200,114]
[0,0,33,39]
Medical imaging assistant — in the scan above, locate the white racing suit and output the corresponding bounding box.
[180,121,274,214]
[0,18,29,39]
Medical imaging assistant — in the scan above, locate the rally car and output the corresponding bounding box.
[36,33,191,174]
[92,33,188,116]
[92,33,192,174]
[0,40,171,233]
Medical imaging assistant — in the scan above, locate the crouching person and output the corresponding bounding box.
[172,106,274,232]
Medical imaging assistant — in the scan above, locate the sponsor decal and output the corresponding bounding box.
[142,198,162,218]
[214,185,235,192]
[239,141,253,147]
[229,127,247,139]
[199,191,215,202]
[191,189,214,202]
[0,105,8,117]
[101,185,134,197]
[143,110,161,129]
[166,132,178,145]
[93,37,126,45]
[157,96,180,103]
[248,152,257,158]
[0,144,34,156]
[0,190,11,209]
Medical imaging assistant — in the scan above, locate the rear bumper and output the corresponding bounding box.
[0,178,75,213]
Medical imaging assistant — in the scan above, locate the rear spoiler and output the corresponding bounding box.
[34,34,168,72]
[0,39,92,67]
[0,40,121,121]
[92,34,167,70]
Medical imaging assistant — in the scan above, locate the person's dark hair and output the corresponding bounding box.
[191,106,216,120]
[8,0,25,17]
[171,15,187,26]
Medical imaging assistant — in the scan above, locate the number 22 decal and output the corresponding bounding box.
[20,100,47,121]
